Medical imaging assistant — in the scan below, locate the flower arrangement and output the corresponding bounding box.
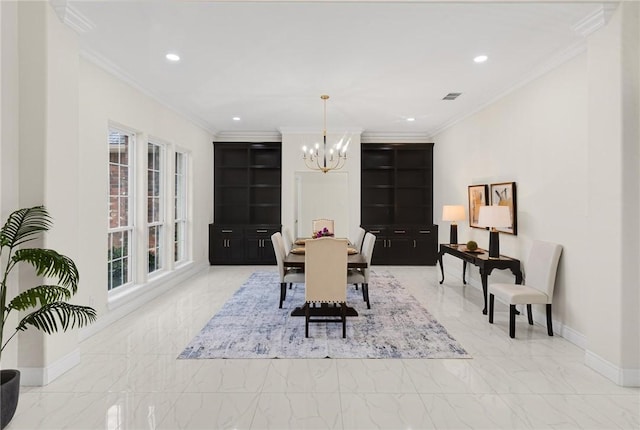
[312,227,334,239]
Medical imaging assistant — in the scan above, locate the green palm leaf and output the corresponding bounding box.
[12,249,79,291]
[7,285,72,311]
[16,302,97,334]
[0,206,51,249]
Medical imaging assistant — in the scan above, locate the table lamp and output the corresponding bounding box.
[442,205,466,245]
[477,205,511,258]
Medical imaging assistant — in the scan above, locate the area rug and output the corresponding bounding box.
[178,271,469,359]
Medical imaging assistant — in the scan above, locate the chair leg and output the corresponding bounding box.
[355,283,359,290]
[279,282,286,308]
[305,303,310,338]
[289,282,292,290]
[363,283,370,309]
[509,305,516,338]
[488,294,495,323]
[546,304,554,336]
[527,304,533,325]
[341,303,346,338]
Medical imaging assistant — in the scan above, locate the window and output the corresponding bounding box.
[108,128,134,291]
[108,128,191,294]
[174,152,187,263]
[147,142,163,274]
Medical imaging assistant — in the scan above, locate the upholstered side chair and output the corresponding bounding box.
[271,232,304,308]
[351,226,366,253]
[488,240,563,338]
[312,218,335,235]
[346,232,376,309]
[304,237,349,338]
[282,226,294,253]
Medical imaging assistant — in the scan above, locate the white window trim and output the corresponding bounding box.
[107,125,136,291]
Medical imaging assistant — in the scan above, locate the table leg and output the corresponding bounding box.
[438,252,445,284]
[462,261,467,284]
[480,268,489,314]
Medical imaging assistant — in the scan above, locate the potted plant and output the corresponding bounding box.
[0,206,97,429]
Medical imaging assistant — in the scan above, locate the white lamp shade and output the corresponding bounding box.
[442,205,466,222]
[477,205,511,228]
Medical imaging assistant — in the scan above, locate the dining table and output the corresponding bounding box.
[283,238,368,317]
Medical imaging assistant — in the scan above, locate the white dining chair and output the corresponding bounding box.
[312,219,334,235]
[304,237,349,338]
[282,226,294,253]
[488,240,563,338]
[271,232,305,308]
[346,232,376,309]
[351,227,366,253]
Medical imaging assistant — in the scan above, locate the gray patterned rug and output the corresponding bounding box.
[178,271,470,359]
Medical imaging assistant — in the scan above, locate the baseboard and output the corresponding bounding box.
[79,261,208,342]
[19,348,80,386]
[585,350,640,387]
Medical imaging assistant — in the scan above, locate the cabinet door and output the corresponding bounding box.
[409,227,438,265]
[387,233,411,265]
[209,225,243,264]
[244,226,279,264]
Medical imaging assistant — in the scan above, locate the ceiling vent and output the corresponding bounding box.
[443,93,462,100]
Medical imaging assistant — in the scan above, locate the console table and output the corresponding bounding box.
[437,244,523,314]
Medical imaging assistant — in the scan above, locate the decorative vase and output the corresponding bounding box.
[1,369,20,429]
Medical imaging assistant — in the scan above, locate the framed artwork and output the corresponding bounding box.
[468,184,489,229]
[490,182,517,235]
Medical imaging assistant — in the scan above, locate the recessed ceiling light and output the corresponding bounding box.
[406,117,416,122]
[232,117,241,121]
[474,55,488,63]
[165,53,180,62]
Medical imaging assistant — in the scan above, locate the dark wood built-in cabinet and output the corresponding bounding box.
[209,143,281,265]
[361,143,438,265]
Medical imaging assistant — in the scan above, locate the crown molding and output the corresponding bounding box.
[361,131,432,144]
[429,38,588,138]
[50,0,95,33]
[278,126,363,135]
[572,2,618,38]
[80,49,218,136]
[214,131,282,142]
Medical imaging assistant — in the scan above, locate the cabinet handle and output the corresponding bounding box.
[370,230,381,234]
[222,229,233,233]
[419,230,430,234]
[388,240,392,248]
[394,230,406,234]
[413,240,417,248]
[256,229,267,233]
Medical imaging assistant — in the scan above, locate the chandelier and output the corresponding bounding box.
[302,95,350,173]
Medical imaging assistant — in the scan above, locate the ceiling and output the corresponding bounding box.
[66,1,609,139]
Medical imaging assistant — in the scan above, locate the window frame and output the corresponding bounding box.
[147,140,165,275]
[174,150,188,264]
[107,126,135,291]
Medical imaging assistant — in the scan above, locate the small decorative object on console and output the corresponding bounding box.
[312,227,334,239]
[466,240,478,251]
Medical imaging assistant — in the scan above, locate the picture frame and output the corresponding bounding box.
[489,182,517,235]
[468,184,489,229]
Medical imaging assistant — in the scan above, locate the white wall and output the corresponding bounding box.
[77,59,213,317]
[2,1,213,382]
[0,0,20,369]
[434,52,589,336]
[434,3,639,386]
[584,2,639,384]
[281,131,361,242]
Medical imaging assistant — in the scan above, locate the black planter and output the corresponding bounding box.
[1,369,20,429]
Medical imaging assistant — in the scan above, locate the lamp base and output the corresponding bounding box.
[488,230,500,258]
[449,224,458,245]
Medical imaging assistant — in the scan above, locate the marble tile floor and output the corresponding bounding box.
[9,265,640,430]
